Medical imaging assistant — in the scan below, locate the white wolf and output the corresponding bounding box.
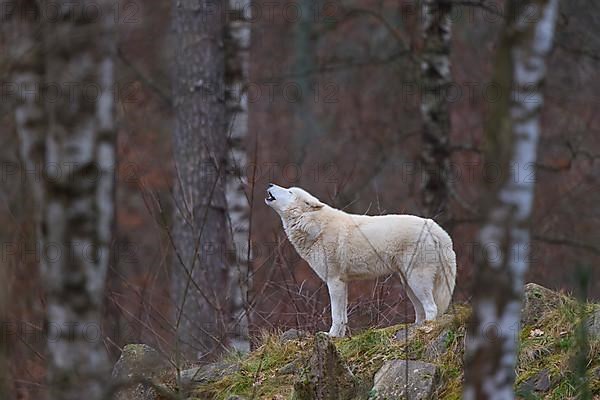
[265,184,456,337]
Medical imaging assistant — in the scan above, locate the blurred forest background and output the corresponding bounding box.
[1,0,599,398]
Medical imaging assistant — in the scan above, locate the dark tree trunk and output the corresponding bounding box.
[463,1,559,399]
[171,0,230,360]
[41,0,117,398]
[420,0,452,225]
[0,267,6,398]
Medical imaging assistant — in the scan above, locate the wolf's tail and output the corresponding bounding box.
[431,225,457,316]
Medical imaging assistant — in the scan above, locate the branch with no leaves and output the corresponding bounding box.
[532,234,600,257]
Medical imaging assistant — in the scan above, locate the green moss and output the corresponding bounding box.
[188,297,599,400]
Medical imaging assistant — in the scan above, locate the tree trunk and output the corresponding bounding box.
[0,264,7,398]
[463,1,559,399]
[171,0,230,360]
[293,0,322,164]
[225,0,252,353]
[41,0,117,398]
[2,1,46,394]
[4,0,46,212]
[420,0,452,224]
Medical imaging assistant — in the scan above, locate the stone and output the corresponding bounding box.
[180,360,240,388]
[424,330,450,360]
[521,283,561,326]
[585,306,600,338]
[534,370,551,392]
[370,360,438,400]
[293,333,358,400]
[394,325,418,342]
[516,369,551,396]
[111,344,171,400]
[280,328,307,342]
[278,359,301,375]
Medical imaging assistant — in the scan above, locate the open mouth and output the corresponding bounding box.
[266,191,276,202]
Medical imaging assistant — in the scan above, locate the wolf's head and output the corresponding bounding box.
[265,184,324,216]
[266,184,327,245]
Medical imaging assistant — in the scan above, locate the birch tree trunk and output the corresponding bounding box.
[3,0,46,213]
[225,0,252,353]
[420,0,452,224]
[171,0,230,359]
[41,0,117,398]
[2,3,45,395]
[463,1,559,399]
[2,3,44,399]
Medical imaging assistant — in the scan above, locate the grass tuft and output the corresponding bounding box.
[189,297,599,400]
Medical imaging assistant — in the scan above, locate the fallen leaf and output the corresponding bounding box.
[529,328,544,338]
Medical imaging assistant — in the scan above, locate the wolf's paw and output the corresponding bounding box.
[326,326,346,338]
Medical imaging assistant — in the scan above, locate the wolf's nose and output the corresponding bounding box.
[268,183,274,188]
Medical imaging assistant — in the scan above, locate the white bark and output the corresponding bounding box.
[420,0,453,224]
[463,1,559,399]
[2,3,45,398]
[41,1,117,398]
[225,0,252,353]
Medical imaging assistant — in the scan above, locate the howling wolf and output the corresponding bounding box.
[266,184,456,337]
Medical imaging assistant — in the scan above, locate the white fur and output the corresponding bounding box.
[266,184,457,337]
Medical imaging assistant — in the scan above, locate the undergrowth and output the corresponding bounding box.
[189,295,599,400]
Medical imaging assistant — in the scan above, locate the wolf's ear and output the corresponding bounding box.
[304,198,324,211]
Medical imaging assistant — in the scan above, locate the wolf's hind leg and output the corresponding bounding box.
[407,274,438,321]
[405,283,426,324]
[413,287,437,321]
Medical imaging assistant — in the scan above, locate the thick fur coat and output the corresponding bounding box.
[266,184,456,337]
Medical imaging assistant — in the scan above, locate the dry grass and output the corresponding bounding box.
[188,298,599,400]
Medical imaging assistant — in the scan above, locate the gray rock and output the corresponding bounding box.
[293,333,358,400]
[516,369,551,396]
[370,360,438,400]
[180,360,240,388]
[424,330,450,360]
[394,325,418,342]
[585,306,600,338]
[280,328,307,342]
[278,359,301,375]
[534,370,551,392]
[111,344,171,400]
[521,283,561,326]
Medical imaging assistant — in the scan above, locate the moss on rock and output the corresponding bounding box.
[131,285,599,400]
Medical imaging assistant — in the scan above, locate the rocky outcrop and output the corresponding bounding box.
[370,360,438,400]
[516,369,551,396]
[111,344,172,400]
[280,328,307,343]
[111,284,600,400]
[293,333,359,400]
[179,360,240,388]
[521,283,561,326]
[424,330,450,360]
[586,306,600,338]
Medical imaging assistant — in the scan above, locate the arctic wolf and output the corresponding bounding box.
[265,184,456,337]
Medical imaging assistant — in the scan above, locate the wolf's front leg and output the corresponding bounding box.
[327,278,348,337]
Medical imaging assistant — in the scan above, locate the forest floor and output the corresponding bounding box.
[152,284,600,399]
